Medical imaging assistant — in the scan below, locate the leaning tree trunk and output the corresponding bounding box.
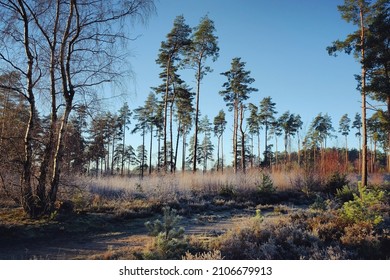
[174,121,181,173]
[21,99,36,217]
[47,103,72,212]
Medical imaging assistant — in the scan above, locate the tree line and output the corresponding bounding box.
[2,71,388,178]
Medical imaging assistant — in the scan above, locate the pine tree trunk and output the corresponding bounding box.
[298,134,301,166]
[141,128,145,179]
[360,6,368,188]
[275,137,279,166]
[221,132,224,174]
[182,132,186,172]
[105,141,109,174]
[257,132,260,167]
[264,123,268,166]
[149,125,153,175]
[174,122,181,173]
[157,130,161,172]
[250,134,253,169]
[233,100,238,173]
[121,122,126,176]
[284,133,288,166]
[239,105,245,173]
[170,104,174,173]
[193,63,202,173]
[216,135,220,172]
[111,136,115,175]
[163,58,171,172]
[345,135,348,171]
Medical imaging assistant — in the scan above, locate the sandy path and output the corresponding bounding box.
[1,208,256,259]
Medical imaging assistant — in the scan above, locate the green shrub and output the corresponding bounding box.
[324,172,349,194]
[257,173,275,194]
[335,185,356,203]
[341,185,384,226]
[219,184,236,198]
[310,195,327,211]
[144,207,188,259]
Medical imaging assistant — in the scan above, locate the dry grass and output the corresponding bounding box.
[79,169,301,197]
[68,169,388,216]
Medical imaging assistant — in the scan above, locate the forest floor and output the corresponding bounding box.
[0,203,301,260]
[1,171,389,260]
[0,206,256,259]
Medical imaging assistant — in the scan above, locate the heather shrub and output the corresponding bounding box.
[213,215,322,260]
[182,250,223,260]
[309,244,352,260]
[292,169,321,196]
[308,212,347,243]
[340,221,383,259]
[309,195,327,211]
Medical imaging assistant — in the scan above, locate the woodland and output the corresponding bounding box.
[0,0,389,260]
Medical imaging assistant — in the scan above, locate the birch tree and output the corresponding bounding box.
[0,0,155,217]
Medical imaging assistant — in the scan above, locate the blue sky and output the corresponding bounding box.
[110,0,370,165]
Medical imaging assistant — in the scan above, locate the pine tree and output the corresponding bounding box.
[186,15,219,173]
[259,97,277,167]
[353,112,363,172]
[199,115,213,172]
[143,93,159,174]
[339,113,351,169]
[365,2,390,171]
[132,105,149,179]
[247,103,260,168]
[328,0,377,186]
[220,58,258,173]
[156,15,191,172]
[118,103,132,175]
[213,110,227,172]
[175,85,194,172]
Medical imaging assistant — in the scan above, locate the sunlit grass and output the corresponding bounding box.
[80,169,302,197]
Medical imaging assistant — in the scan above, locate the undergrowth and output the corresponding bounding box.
[1,170,389,260]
